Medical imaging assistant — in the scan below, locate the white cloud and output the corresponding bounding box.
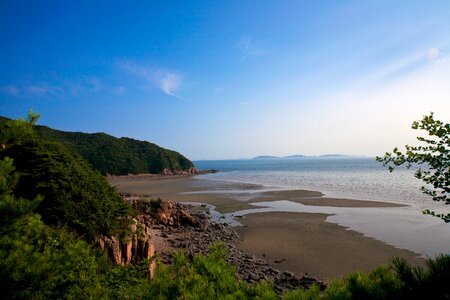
[155,70,182,98]
[427,47,440,61]
[120,61,183,98]
[236,36,266,60]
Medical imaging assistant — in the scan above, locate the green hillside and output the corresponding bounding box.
[0,116,194,175]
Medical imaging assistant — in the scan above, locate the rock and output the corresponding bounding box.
[98,218,155,269]
[122,241,132,264]
[283,271,294,277]
[246,273,260,282]
[187,167,200,174]
[176,209,199,227]
[161,168,173,176]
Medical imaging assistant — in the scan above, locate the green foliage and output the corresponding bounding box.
[145,243,278,299]
[34,122,194,175]
[323,266,401,300]
[376,113,450,222]
[284,255,450,300]
[0,114,135,240]
[3,139,135,240]
[0,154,43,226]
[0,110,39,150]
[0,138,147,299]
[283,285,321,300]
[0,213,149,299]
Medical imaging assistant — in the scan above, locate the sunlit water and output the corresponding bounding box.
[194,157,435,209]
[193,157,450,257]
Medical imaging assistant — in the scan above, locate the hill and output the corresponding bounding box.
[284,154,306,159]
[0,116,194,175]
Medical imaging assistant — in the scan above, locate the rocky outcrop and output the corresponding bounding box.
[107,168,218,180]
[128,198,201,228]
[98,218,155,277]
[161,167,204,176]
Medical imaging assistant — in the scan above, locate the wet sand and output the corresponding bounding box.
[109,176,424,279]
[235,212,423,280]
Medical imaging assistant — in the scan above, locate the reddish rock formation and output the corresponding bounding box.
[97,198,201,279]
[98,218,155,279]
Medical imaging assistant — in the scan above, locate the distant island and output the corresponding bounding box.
[253,154,348,160]
[284,154,307,159]
[253,156,280,160]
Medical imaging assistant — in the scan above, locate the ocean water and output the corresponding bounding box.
[194,157,433,209]
[193,157,450,256]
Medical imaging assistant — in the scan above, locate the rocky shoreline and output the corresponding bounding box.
[122,193,326,293]
[107,168,218,181]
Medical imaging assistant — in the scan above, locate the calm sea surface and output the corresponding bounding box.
[194,157,432,209]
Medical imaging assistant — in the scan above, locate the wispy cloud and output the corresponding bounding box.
[120,61,183,98]
[0,84,19,97]
[0,77,124,99]
[236,36,266,60]
[0,83,59,97]
[357,47,448,87]
[155,70,183,98]
[427,47,440,61]
[25,84,58,96]
[427,47,450,64]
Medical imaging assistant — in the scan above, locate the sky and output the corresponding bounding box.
[1,1,450,160]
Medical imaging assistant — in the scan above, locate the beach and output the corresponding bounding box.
[109,176,425,280]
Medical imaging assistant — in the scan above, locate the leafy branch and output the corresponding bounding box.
[376,113,450,222]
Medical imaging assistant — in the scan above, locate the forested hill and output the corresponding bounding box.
[0,116,194,175]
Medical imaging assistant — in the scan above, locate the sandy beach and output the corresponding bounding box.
[109,176,425,280]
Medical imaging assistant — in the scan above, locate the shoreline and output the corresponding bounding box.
[106,169,217,181]
[109,176,426,279]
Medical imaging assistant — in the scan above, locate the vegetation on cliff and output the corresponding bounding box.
[0,113,147,298]
[0,115,194,175]
[0,113,135,240]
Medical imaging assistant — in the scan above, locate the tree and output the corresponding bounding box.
[0,110,39,150]
[0,111,136,240]
[376,113,450,222]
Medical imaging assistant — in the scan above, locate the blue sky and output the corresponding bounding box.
[1,1,450,159]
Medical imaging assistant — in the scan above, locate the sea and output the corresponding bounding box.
[192,157,450,257]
